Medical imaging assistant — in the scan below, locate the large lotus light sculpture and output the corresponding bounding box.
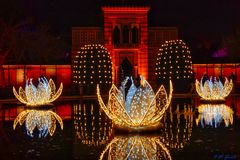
[97,76,173,131]
[13,109,63,138]
[196,104,233,128]
[99,136,172,160]
[195,77,233,100]
[13,77,63,106]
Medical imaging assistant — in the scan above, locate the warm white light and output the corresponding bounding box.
[99,136,172,160]
[196,104,233,128]
[13,110,63,137]
[195,77,233,100]
[13,77,63,106]
[97,76,173,131]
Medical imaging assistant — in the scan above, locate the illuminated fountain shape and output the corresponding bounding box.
[97,76,173,131]
[13,77,63,106]
[195,77,233,101]
[99,136,172,160]
[196,104,233,128]
[13,109,63,138]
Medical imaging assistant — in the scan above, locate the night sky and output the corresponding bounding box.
[1,0,240,57]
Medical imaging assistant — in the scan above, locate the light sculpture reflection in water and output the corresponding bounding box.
[13,109,63,138]
[161,103,194,149]
[13,77,63,106]
[195,77,233,100]
[99,136,172,160]
[73,103,113,147]
[196,104,233,128]
[97,76,173,131]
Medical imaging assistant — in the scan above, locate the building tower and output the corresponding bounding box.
[102,1,150,84]
[72,0,178,86]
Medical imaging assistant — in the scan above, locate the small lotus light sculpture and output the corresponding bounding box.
[13,109,63,138]
[97,76,173,131]
[196,104,233,128]
[99,136,172,160]
[195,77,233,100]
[13,77,63,106]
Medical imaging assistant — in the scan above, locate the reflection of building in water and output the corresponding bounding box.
[160,102,194,149]
[13,108,63,138]
[99,136,172,160]
[196,104,233,128]
[73,102,113,147]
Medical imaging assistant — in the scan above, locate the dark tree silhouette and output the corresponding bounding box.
[0,18,70,65]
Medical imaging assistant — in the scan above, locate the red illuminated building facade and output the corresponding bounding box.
[1,1,240,90]
[72,4,178,84]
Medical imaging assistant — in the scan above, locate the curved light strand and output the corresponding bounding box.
[196,104,233,128]
[97,77,173,131]
[195,77,233,100]
[13,110,63,137]
[13,77,63,106]
[99,136,172,160]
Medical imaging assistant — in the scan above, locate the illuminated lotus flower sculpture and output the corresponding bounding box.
[196,104,233,128]
[13,77,63,106]
[99,136,172,160]
[13,110,63,137]
[97,76,173,131]
[195,77,233,100]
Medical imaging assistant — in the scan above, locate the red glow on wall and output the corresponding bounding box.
[55,104,72,120]
[102,7,150,84]
[1,65,72,87]
[193,64,240,82]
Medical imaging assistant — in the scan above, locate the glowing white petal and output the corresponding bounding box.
[196,104,233,128]
[99,136,172,160]
[195,77,233,100]
[13,77,63,106]
[97,77,173,131]
[13,110,63,137]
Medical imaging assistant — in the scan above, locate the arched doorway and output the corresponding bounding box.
[113,26,120,44]
[132,26,138,44]
[118,58,133,84]
[122,25,129,44]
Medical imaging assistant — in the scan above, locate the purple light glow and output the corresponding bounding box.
[212,48,228,58]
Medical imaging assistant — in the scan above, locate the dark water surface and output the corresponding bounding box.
[0,97,240,160]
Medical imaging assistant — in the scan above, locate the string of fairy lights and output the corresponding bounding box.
[195,77,233,100]
[99,136,172,160]
[13,77,63,106]
[196,104,233,128]
[155,40,192,80]
[13,109,63,138]
[73,44,112,85]
[97,78,173,131]
[161,103,193,150]
[73,103,113,147]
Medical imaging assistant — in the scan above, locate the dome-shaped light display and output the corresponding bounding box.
[72,44,112,86]
[155,40,192,81]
